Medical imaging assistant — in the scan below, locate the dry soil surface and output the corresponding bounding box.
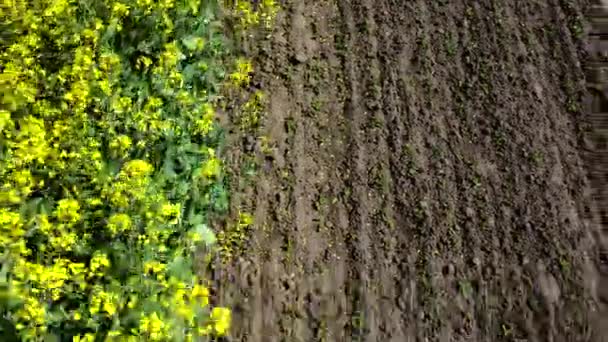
[215,0,606,341]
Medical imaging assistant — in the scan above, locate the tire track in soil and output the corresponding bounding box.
[338,1,373,339]
[219,0,600,341]
[351,0,415,339]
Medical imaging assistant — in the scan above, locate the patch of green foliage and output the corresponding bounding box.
[0,0,241,340]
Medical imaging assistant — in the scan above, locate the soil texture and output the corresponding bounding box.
[216,0,604,341]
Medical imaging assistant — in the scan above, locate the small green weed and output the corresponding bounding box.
[459,280,473,298]
[445,34,458,57]
[530,150,544,166]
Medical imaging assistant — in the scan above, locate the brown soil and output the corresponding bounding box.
[216,0,606,341]
[584,1,608,341]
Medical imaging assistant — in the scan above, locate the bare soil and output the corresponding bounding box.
[583,1,608,341]
[216,0,606,341]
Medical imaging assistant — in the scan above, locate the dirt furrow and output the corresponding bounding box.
[375,0,420,339]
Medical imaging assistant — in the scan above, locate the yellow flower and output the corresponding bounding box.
[12,115,50,165]
[87,198,103,207]
[239,212,254,228]
[143,261,166,274]
[0,188,22,205]
[210,307,231,336]
[50,230,78,251]
[229,58,253,87]
[192,284,209,307]
[197,325,212,336]
[200,157,221,179]
[160,202,180,224]
[0,209,22,230]
[89,287,118,316]
[16,297,45,325]
[194,103,215,135]
[122,159,153,178]
[112,2,130,17]
[145,97,163,110]
[73,333,95,342]
[107,213,132,235]
[161,0,175,10]
[109,135,132,155]
[112,96,132,114]
[102,297,117,316]
[0,109,12,133]
[90,252,110,276]
[0,209,24,248]
[94,19,104,30]
[97,78,112,95]
[12,169,34,188]
[54,198,81,223]
[235,1,259,27]
[139,312,167,341]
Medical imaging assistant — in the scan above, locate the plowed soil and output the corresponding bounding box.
[216,0,606,341]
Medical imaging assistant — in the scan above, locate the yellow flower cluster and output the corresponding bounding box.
[107,213,132,235]
[54,199,81,223]
[210,307,232,336]
[239,90,266,132]
[138,312,168,341]
[231,0,279,29]
[230,58,254,87]
[0,0,240,340]
[217,211,254,262]
[0,208,26,254]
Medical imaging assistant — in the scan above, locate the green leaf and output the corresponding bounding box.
[189,214,204,226]
[162,154,177,179]
[194,224,216,246]
[211,184,228,213]
[167,255,192,279]
[182,36,203,51]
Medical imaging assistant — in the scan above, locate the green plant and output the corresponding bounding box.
[445,34,458,57]
[0,0,243,340]
[530,150,544,166]
[458,280,473,298]
[237,90,266,133]
[217,212,254,262]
